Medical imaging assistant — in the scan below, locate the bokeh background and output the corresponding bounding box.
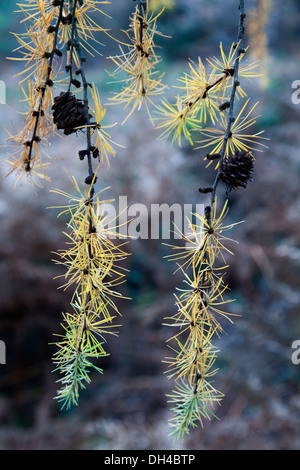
[0,0,300,450]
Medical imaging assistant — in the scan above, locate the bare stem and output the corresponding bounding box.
[210,0,246,206]
[69,0,95,195]
[136,0,148,43]
[26,0,65,170]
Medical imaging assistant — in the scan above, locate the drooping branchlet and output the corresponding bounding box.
[161,0,265,440]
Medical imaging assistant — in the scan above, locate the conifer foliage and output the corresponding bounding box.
[4,0,130,409]
[155,0,267,438]
[3,0,266,438]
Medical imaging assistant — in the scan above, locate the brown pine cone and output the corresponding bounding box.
[52,91,86,135]
[220,150,254,193]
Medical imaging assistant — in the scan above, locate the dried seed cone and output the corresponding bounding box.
[52,92,86,135]
[220,150,254,192]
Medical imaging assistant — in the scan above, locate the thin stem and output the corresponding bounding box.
[210,0,246,205]
[67,0,78,91]
[25,0,66,170]
[69,0,94,194]
[68,1,96,332]
[136,0,147,44]
[185,75,228,117]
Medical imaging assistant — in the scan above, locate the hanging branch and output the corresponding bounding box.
[50,0,130,409]
[24,0,66,173]
[4,0,131,409]
[4,0,68,185]
[107,0,167,123]
[161,0,267,439]
[210,0,247,205]
[71,0,95,188]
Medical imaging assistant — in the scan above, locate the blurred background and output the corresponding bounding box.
[0,0,300,450]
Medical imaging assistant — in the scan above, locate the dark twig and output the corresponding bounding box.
[194,7,247,397]
[69,0,95,196]
[135,0,148,44]
[25,0,66,171]
[210,0,246,206]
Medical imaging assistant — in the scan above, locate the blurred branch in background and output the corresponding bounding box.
[247,0,272,88]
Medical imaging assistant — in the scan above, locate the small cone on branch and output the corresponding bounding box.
[52,91,87,135]
[220,149,254,193]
